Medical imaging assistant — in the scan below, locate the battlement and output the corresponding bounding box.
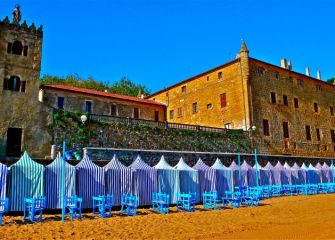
[0,16,43,37]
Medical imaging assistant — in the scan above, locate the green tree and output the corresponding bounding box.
[327,77,334,84]
[40,74,151,97]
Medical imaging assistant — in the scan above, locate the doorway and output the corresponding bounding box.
[6,128,22,157]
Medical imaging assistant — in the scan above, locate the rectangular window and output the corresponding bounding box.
[330,106,334,116]
[206,76,210,81]
[3,78,9,90]
[207,103,212,109]
[23,46,28,56]
[170,110,174,120]
[218,72,222,80]
[192,102,198,114]
[110,104,117,116]
[274,71,279,79]
[177,107,182,118]
[7,42,12,54]
[297,79,304,87]
[331,130,335,143]
[220,93,227,108]
[270,92,276,104]
[263,119,270,136]
[316,128,321,141]
[314,102,318,113]
[305,125,311,141]
[294,98,299,108]
[85,101,92,113]
[283,121,289,138]
[181,86,186,93]
[283,95,288,106]
[133,107,139,119]
[225,123,232,129]
[316,85,321,92]
[154,111,159,122]
[57,97,64,109]
[257,67,265,75]
[20,81,26,93]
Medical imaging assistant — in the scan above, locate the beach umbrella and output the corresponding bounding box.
[45,156,76,209]
[174,157,199,202]
[8,151,44,211]
[0,162,8,200]
[154,155,180,204]
[129,155,157,206]
[193,158,216,200]
[212,159,233,196]
[104,155,132,206]
[76,155,105,208]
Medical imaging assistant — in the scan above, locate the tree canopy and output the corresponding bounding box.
[40,74,151,97]
[326,77,334,84]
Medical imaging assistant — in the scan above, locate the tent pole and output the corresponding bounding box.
[61,137,66,222]
[238,152,241,188]
[254,148,259,188]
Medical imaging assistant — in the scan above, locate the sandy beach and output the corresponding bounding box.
[1,194,335,239]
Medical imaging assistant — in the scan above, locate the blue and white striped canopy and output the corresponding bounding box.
[76,155,105,208]
[8,151,44,211]
[291,163,307,184]
[307,163,322,184]
[241,161,256,187]
[262,162,279,185]
[45,156,76,209]
[193,158,215,200]
[0,162,8,199]
[154,155,180,204]
[129,155,157,206]
[104,155,131,206]
[274,161,291,185]
[211,158,233,197]
[174,157,199,202]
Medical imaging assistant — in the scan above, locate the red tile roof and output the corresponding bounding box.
[41,84,166,107]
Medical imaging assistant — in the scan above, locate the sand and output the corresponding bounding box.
[1,194,335,240]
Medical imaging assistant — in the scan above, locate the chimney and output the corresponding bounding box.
[305,67,310,76]
[281,58,287,69]
[287,60,292,70]
[317,71,321,80]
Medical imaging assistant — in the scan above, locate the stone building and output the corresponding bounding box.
[41,84,166,121]
[149,42,335,157]
[0,9,52,158]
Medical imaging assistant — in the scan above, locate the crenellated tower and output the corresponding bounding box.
[0,5,51,158]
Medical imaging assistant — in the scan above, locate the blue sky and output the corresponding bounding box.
[1,0,334,93]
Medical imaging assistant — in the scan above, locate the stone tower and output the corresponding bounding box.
[0,5,51,158]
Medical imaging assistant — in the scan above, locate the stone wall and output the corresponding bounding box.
[51,110,251,156]
[250,58,335,157]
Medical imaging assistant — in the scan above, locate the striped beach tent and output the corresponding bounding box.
[301,163,310,183]
[291,163,307,184]
[307,163,322,184]
[193,158,215,201]
[76,155,105,208]
[321,162,332,183]
[0,162,8,199]
[241,161,257,187]
[129,155,157,206]
[104,155,132,206]
[8,151,44,211]
[211,158,233,197]
[262,162,278,185]
[174,157,199,202]
[229,161,241,187]
[154,155,180,204]
[45,156,76,209]
[254,164,271,186]
[275,161,291,185]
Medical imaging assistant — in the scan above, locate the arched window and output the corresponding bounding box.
[12,41,23,55]
[3,76,25,92]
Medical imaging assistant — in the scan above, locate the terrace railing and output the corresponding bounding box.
[89,114,235,134]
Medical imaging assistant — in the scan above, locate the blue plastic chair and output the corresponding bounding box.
[65,196,82,220]
[222,190,242,208]
[202,192,221,210]
[23,196,46,223]
[93,195,114,218]
[152,192,170,214]
[120,194,138,216]
[176,192,196,212]
[0,199,9,226]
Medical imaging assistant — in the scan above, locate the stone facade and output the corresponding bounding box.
[41,85,166,122]
[149,43,335,157]
[0,16,52,158]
